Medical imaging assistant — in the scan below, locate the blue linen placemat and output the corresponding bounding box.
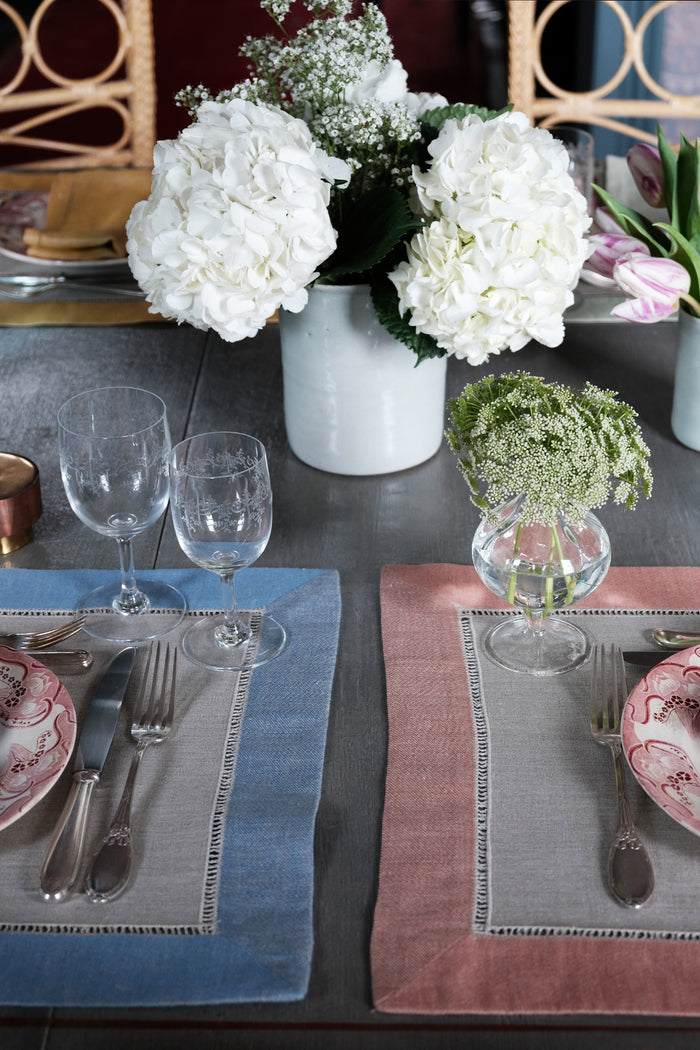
[0,567,341,1006]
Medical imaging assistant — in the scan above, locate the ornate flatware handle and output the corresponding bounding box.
[40,769,99,901]
[607,743,655,908]
[84,742,146,903]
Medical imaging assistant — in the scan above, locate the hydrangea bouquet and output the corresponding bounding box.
[127,0,591,365]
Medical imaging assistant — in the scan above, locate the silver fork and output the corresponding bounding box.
[0,615,85,650]
[590,643,654,907]
[0,277,145,300]
[85,642,177,903]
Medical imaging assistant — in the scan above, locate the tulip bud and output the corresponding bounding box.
[627,144,665,208]
[611,255,689,322]
[582,233,649,284]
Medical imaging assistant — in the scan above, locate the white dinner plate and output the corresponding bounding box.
[0,242,130,275]
[0,645,76,831]
[622,644,700,837]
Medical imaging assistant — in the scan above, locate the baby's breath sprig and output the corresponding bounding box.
[446,372,653,526]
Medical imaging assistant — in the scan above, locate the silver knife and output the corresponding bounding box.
[39,646,137,901]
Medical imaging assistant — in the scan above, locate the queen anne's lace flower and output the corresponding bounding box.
[126,99,349,342]
[390,111,592,363]
[446,372,652,525]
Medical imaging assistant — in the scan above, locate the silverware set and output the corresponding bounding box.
[40,646,138,902]
[0,615,92,673]
[0,627,178,903]
[0,618,179,901]
[5,613,697,909]
[587,629,700,908]
[86,643,177,903]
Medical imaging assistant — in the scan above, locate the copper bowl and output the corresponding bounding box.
[0,452,42,555]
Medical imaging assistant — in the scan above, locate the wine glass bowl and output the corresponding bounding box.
[169,432,286,671]
[57,386,186,641]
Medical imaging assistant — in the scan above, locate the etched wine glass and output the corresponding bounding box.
[58,387,186,642]
[169,432,286,671]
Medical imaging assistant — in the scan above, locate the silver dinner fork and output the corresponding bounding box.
[0,277,145,300]
[85,641,177,903]
[0,615,85,650]
[590,643,654,907]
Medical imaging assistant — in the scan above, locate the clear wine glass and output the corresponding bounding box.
[57,386,186,642]
[169,431,286,672]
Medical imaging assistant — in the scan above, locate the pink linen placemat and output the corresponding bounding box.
[371,564,700,1016]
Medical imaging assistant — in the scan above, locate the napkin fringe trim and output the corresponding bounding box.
[459,612,491,933]
[464,607,700,619]
[487,923,700,941]
[201,610,261,934]
[0,922,207,935]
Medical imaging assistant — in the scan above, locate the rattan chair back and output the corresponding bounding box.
[0,0,155,168]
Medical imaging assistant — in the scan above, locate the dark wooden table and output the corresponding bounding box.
[3,314,700,1049]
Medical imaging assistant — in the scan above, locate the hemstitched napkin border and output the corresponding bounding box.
[461,607,700,943]
[0,567,341,1006]
[371,564,700,1017]
[0,609,260,936]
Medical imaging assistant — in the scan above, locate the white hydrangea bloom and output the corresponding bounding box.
[126,99,350,342]
[404,90,449,117]
[343,58,409,105]
[390,112,591,362]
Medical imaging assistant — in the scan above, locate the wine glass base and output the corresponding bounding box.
[76,578,186,643]
[182,613,286,672]
[484,615,590,677]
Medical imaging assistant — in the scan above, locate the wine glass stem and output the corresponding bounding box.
[114,537,148,615]
[524,609,548,663]
[215,572,251,647]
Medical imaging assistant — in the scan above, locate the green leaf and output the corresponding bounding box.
[420,102,512,133]
[657,124,678,223]
[319,187,421,282]
[676,133,700,241]
[370,276,446,364]
[593,185,668,256]
[654,221,700,302]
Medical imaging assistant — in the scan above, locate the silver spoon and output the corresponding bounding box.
[652,629,700,649]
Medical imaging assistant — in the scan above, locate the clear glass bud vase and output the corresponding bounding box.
[472,494,611,676]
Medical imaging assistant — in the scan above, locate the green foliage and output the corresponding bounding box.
[370,277,446,363]
[420,102,512,132]
[319,187,421,283]
[592,185,668,256]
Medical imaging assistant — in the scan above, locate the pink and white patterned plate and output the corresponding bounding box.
[622,645,700,837]
[0,644,76,831]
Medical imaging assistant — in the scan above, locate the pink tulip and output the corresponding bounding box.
[611,255,690,322]
[581,232,649,286]
[593,207,627,235]
[627,144,665,208]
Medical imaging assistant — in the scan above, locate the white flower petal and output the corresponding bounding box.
[127,98,352,342]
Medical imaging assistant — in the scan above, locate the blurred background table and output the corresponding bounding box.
[2,309,700,1049]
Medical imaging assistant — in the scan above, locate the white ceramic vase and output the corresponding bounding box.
[278,283,448,475]
[671,308,700,452]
